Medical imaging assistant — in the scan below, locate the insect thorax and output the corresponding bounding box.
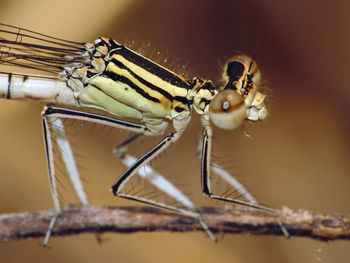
[66,38,202,123]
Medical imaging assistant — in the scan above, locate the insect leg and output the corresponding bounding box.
[41,106,150,246]
[41,113,61,247]
[111,126,184,195]
[200,117,290,237]
[111,123,216,241]
[196,132,257,204]
[47,116,89,205]
[114,133,196,208]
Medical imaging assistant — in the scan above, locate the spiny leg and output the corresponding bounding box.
[115,133,199,209]
[41,106,150,246]
[111,128,183,194]
[48,116,88,206]
[200,117,290,237]
[41,115,91,247]
[112,126,216,241]
[41,114,61,247]
[196,132,257,204]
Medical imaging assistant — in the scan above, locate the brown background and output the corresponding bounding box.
[0,0,349,262]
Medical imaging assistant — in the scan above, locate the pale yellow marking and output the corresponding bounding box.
[112,54,189,98]
[79,84,143,119]
[89,75,171,119]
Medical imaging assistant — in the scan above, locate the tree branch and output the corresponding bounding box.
[0,205,349,243]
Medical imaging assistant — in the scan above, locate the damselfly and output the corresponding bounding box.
[0,23,282,245]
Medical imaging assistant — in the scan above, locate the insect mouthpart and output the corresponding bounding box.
[246,91,268,121]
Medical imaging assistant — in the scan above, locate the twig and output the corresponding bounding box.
[0,205,349,243]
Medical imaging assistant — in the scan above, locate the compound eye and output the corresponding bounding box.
[209,90,246,130]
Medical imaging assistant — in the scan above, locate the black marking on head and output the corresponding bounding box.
[226,61,244,82]
[247,58,254,74]
[241,73,254,96]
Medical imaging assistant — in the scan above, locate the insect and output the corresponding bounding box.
[0,23,281,245]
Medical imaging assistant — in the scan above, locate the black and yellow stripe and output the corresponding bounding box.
[83,39,206,120]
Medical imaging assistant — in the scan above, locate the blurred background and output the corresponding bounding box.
[0,0,349,262]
